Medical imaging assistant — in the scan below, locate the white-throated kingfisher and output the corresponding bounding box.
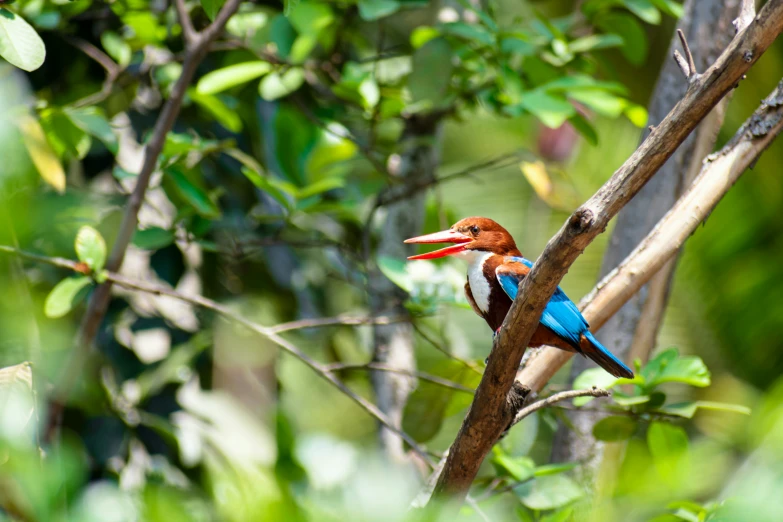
[404,217,634,378]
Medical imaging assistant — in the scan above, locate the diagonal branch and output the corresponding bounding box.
[62,0,243,411]
[517,76,783,393]
[431,0,783,503]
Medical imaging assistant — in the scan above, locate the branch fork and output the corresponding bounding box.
[674,29,699,82]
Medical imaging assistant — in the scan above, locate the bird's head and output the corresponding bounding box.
[404,217,519,260]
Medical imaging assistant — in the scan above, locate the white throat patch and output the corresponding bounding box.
[466,252,493,313]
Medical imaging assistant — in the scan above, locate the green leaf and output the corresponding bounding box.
[196,62,272,95]
[439,22,494,46]
[75,226,107,272]
[613,394,651,406]
[44,276,92,318]
[189,90,243,133]
[39,108,91,160]
[534,461,578,476]
[646,350,711,388]
[259,68,305,101]
[568,90,626,118]
[100,31,131,67]
[595,12,648,66]
[64,106,118,154]
[297,178,344,199]
[402,381,454,443]
[647,422,688,476]
[165,166,222,219]
[651,0,684,19]
[624,0,661,24]
[288,2,333,33]
[592,415,637,441]
[520,475,583,510]
[377,256,411,293]
[492,450,535,482]
[408,37,453,105]
[500,35,537,56]
[358,0,399,21]
[568,113,598,146]
[240,167,292,211]
[519,91,576,129]
[0,8,45,71]
[572,368,618,406]
[625,104,648,127]
[133,227,175,250]
[283,0,300,16]
[658,400,751,418]
[568,33,624,53]
[201,0,224,21]
[411,26,439,48]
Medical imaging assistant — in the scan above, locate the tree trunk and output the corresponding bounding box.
[370,116,443,462]
[552,0,741,468]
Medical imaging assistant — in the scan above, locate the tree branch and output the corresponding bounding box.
[62,0,243,410]
[431,0,783,502]
[517,76,783,395]
[510,387,610,428]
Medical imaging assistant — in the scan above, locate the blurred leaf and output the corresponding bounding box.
[75,226,107,272]
[624,0,661,24]
[540,509,574,522]
[64,106,118,153]
[492,450,535,482]
[39,108,91,159]
[439,22,494,46]
[201,0,224,21]
[648,421,688,459]
[519,91,575,128]
[403,380,453,443]
[625,104,649,127]
[595,12,648,65]
[17,114,66,193]
[569,113,598,146]
[568,90,626,118]
[613,394,651,406]
[133,227,175,250]
[521,161,554,202]
[651,0,684,18]
[0,8,46,71]
[377,256,412,293]
[196,61,272,95]
[520,474,583,510]
[100,31,131,67]
[593,415,637,441]
[0,362,32,391]
[411,26,439,48]
[0,362,35,445]
[658,400,751,418]
[358,0,399,21]
[297,178,344,199]
[259,68,305,101]
[44,276,92,318]
[289,2,333,33]
[501,35,537,56]
[189,90,243,132]
[164,166,222,219]
[569,33,624,53]
[534,461,578,476]
[572,368,618,406]
[409,37,453,105]
[241,167,293,211]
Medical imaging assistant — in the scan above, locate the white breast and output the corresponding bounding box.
[466,253,493,313]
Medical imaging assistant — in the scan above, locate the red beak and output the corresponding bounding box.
[404,230,472,260]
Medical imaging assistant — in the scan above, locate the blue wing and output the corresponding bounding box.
[495,256,587,349]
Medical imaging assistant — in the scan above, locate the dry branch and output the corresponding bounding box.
[432,0,783,502]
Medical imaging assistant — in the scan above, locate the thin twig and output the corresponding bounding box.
[676,28,698,79]
[411,323,484,375]
[0,245,434,465]
[510,388,609,428]
[173,0,197,46]
[325,362,475,393]
[271,314,409,333]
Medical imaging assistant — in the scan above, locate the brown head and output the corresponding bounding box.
[404,217,521,260]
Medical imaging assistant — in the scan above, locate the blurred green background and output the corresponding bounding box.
[1,0,783,520]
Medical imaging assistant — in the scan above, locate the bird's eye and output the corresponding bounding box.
[470,225,480,235]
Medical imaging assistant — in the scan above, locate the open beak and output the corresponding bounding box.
[404,230,472,260]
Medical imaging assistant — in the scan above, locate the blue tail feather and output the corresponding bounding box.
[582,331,634,379]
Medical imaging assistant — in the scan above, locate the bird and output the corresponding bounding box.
[404,217,634,378]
